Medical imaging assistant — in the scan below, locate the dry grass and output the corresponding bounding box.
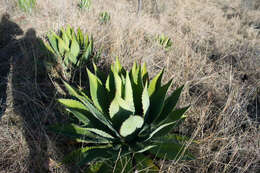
[0,0,259,172]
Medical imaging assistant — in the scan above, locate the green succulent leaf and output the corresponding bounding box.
[148,69,164,96]
[163,106,190,124]
[93,63,106,83]
[43,39,56,56]
[153,134,193,144]
[149,143,186,160]
[149,137,194,161]
[65,25,73,39]
[58,99,88,111]
[142,82,150,117]
[87,69,109,113]
[145,122,175,141]
[69,38,80,65]
[112,68,123,98]
[48,124,110,144]
[63,145,112,165]
[124,72,134,108]
[120,115,144,137]
[141,63,149,84]
[63,81,83,98]
[130,62,144,115]
[77,95,120,137]
[77,28,84,46]
[113,57,123,74]
[105,71,116,102]
[47,32,59,55]
[58,98,90,125]
[134,153,159,173]
[78,146,115,166]
[66,108,90,125]
[61,28,70,49]
[136,145,157,154]
[150,118,186,139]
[85,128,114,139]
[155,85,184,124]
[83,38,93,61]
[109,97,135,130]
[146,79,172,123]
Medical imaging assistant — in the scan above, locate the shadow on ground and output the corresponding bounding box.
[0,13,72,173]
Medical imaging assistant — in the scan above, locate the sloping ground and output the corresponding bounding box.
[0,0,259,172]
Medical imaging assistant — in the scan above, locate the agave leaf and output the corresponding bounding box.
[142,82,150,117]
[87,69,109,113]
[58,98,89,124]
[150,109,188,139]
[85,128,114,139]
[134,153,159,173]
[48,124,111,144]
[62,82,118,136]
[130,62,144,115]
[77,95,120,137]
[124,72,134,108]
[85,34,89,46]
[63,145,112,165]
[149,142,194,160]
[138,124,150,139]
[141,63,149,85]
[155,85,184,124]
[153,134,196,144]
[105,71,116,102]
[146,79,172,124]
[67,106,116,135]
[66,25,73,39]
[145,122,175,141]
[163,106,190,124]
[136,145,157,154]
[43,40,56,56]
[66,107,90,125]
[119,115,144,137]
[112,68,123,98]
[60,28,70,47]
[69,37,80,65]
[82,38,93,62]
[93,63,106,83]
[78,146,114,166]
[148,69,164,96]
[63,81,82,98]
[113,57,123,74]
[58,99,88,111]
[77,28,84,47]
[109,97,135,130]
[47,32,59,55]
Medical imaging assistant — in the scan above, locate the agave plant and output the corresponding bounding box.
[50,58,193,172]
[18,0,36,13]
[44,25,94,81]
[157,34,172,49]
[78,0,91,10]
[99,12,110,24]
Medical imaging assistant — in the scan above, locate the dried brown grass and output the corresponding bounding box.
[0,0,259,172]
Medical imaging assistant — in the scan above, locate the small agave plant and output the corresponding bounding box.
[50,58,193,172]
[157,34,172,49]
[99,12,110,24]
[18,0,36,13]
[78,0,91,10]
[44,25,94,81]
